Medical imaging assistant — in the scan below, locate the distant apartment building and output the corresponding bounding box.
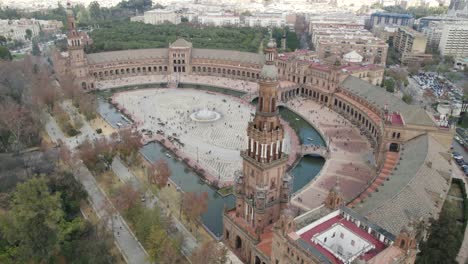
[0,19,40,41]
[197,12,240,27]
[418,15,466,31]
[244,12,285,27]
[38,20,63,34]
[372,24,399,44]
[422,21,444,49]
[309,21,365,33]
[131,9,181,25]
[394,26,432,65]
[368,12,414,30]
[449,0,467,12]
[439,22,468,57]
[309,25,388,65]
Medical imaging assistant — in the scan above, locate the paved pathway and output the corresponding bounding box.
[44,113,150,264]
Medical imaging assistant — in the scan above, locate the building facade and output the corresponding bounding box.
[197,12,240,27]
[132,9,181,25]
[393,26,432,65]
[369,13,415,30]
[439,22,468,57]
[245,13,286,28]
[0,18,41,42]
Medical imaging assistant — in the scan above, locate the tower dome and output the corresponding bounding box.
[260,38,278,81]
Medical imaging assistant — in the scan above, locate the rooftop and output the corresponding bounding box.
[341,76,436,127]
[371,12,414,18]
[352,134,451,234]
[297,211,387,264]
[87,47,264,65]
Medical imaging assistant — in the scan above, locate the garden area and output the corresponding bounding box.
[88,21,269,53]
[417,178,467,264]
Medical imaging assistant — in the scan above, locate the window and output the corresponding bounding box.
[332,232,335,238]
[340,233,344,239]
[351,240,355,246]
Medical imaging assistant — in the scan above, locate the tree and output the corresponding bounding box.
[75,92,97,120]
[384,78,395,93]
[25,29,32,41]
[0,99,40,152]
[416,201,463,263]
[146,225,173,263]
[0,35,6,45]
[112,183,140,213]
[88,1,102,21]
[147,159,171,188]
[57,140,73,166]
[0,177,64,262]
[402,93,413,104]
[31,71,60,110]
[191,241,228,264]
[116,128,143,159]
[31,39,40,56]
[182,192,208,238]
[0,46,12,60]
[444,55,455,65]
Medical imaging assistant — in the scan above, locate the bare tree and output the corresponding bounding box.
[191,241,228,264]
[0,99,40,152]
[147,159,171,188]
[112,183,140,213]
[182,192,208,238]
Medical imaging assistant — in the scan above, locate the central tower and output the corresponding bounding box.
[236,38,290,234]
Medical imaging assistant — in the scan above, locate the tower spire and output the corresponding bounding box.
[234,35,289,234]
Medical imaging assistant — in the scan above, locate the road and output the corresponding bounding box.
[44,113,150,264]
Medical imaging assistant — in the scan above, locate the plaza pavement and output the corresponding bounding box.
[112,88,295,185]
[285,97,376,211]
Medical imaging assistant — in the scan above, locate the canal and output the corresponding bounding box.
[97,84,325,238]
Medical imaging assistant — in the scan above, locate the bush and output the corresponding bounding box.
[96,128,102,134]
[402,93,413,104]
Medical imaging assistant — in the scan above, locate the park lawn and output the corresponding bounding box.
[89,114,117,136]
[12,53,26,60]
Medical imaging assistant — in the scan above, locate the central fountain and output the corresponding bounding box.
[190,108,221,122]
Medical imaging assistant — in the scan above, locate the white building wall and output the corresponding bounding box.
[142,10,181,25]
[439,23,468,58]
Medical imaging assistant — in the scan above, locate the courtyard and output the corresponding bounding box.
[112,88,293,183]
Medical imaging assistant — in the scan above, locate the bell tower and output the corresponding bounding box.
[66,1,89,89]
[235,38,291,234]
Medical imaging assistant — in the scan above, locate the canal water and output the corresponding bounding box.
[97,84,325,238]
